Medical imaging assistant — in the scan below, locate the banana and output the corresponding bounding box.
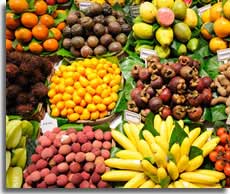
[154,114,162,133]
[184,126,189,135]
[170,143,181,163]
[102,170,140,181]
[194,170,225,180]
[154,184,161,188]
[123,123,137,147]
[155,136,168,154]
[178,120,184,128]
[160,121,168,142]
[201,137,220,157]
[141,160,157,175]
[139,179,155,188]
[193,183,222,188]
[167,161,179,180]
[179,179,200,188]
[192,130,212,148]
[136,123,144,131]
[111,130,137,151]
[157,167,167,181]
[188,127,201,144]
[166,116,174,140]
[180,137,191,156]
[185,155,204,172]
[137,139,155,160]
[115,150,143,160]
[129,123,140,146]
[174,180,184,188]
[180,172,219,184]
[168,183,174,188]
[105,159,143,171]
[177,155,189,173]
[124,173,147,188]
[150,142,167,168]
[142,130,156,147]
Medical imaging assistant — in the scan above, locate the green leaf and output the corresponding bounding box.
[203,56,221,79]
[47,5,58,15]
[8,115,22,120]
[56,48,75,58]
[148,174,159,184]
[169,121,188,149]
[200,156,215,170]
[202,107,212,122]
[93,123,110,131]
[159,176,170,188]
[110,146,121,158]
[204,22,214,35]
[152,23,160,33]
[124,77,135,101]
[54,13,67,26]
[13,13,21,19]
[28,0,35,9]
[60,123,84,131]
[211,104,227,122]
[26,138,37,166]
[56,117,68,126]
[189,146,203,160]
[113,91,127,113]
[48,30,55,38]
[12,39,19,49]
[167,153,176,164]
[30,121,40,140]
[142,112,159,137]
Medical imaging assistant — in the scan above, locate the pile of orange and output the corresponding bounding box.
[6,0,66,54]
[48,58,122,122]
[201,1,230,53]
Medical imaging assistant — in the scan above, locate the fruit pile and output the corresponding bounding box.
[6,0,66,54]
[48,58,122,121]
[102,115,225,188]
[128,55,213,121]
[23,126,112,188]
[6,116,36,188]
[46,0,70,5]
[62,3,131,57]
[201,1,230,53]
[74,0,125,6]
[132,1,199,58]
[6,51,53,117]
[209,127,230,187]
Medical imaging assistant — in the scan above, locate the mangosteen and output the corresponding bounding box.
[108,42,122,53]
[161,65,176,79]
[62,38,72,49]
[172,105,187,120]
[105,15,116,25]
[87,36,99,48]
[131,64,141,80]
[93,15,105,24]
[146,55,160,74]
[94,45,107,56]
[141,108,151,121]
[170,62,182,75]
[202,76,212,88]
[144,86,155,98]
[138,67,150,82]
[160,106,172,120]
[80,45,93,58]
[168,76,186,94]
[140,90,151,103]
[178,56,193,66]
[148,97,163,113]
[108,21,121,35]
[100,34,113,47]
[159,87,172,103]
[187,106,203,121]
[195,78,205,92]
[179,66,194,80]
[71,36,85,49]
[102,3,112,15]
[121,23,131,34]
[131,87,141,101]
[127,100,139,113]
[201,88,212,106]
[187,91,203,106]
[93,23,105,37]
[115,33,127,45]
[80,17,94,30]
[172,94,186,105]
[133,93,147,109]
[63,26,72,38]
[150,75,163,89]
[71,24,83,36]
[136,80,144,89]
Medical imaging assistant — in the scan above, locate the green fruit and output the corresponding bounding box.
[6,120,22,149]
[6,167,23,188]
[155,27,174,47]
[16,136,27,148]
[172,0,187,20]
[132,22,153,39]
[140,2,157,23]
[187,38,199,52]
[6,120,21,138]
[11,148,27,169]
[21,120,33,137]
[6,151,11,172]
[155,0,174,9]
[173,22,191,43]
[155,45,171,58]
[184,8,198,29]
[178,44,187,55]
[135,45,154,54]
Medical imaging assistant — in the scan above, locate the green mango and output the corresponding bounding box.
[155,45,171,58]
[178,44,187,55]
[6,167,23,188]
[187,38,199,52]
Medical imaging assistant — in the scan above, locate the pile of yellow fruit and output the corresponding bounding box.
[48,58,122,122]
[201,1,230,53]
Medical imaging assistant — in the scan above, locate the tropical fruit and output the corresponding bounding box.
[173,22,191,43]
[6,167,23,188]
[210,2,222,22]
[172,0,187,20]
[6,151,11,172]
[156,8,175,27]
[140,2,157,23]
[155,45,171,58]
[223,0,230,19]
[213,17,230,38]
[184,8,198,29]
[209,37,227,53]
[155,0,174,9]
[6,120,22,149]
[132,23,153,39]
[201,23,213,40]
[156,27,174,47]
[8,0,29,13]
[201,9,210,23]
[187,38,199,52]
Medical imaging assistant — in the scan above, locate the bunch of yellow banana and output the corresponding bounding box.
[102,115,225,188]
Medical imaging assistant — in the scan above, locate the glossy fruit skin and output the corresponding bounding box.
[220,133,229,145]
[209,151,218,162]
[215,160,225,171]
[224,164,230,176]
[46,0,56,5]
[217,128,227,137]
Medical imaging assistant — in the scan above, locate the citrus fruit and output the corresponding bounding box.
[8,0,29,13]
[15,28,32,43]
[21,12,38,28]
[224,0,230,19]
[209,37,227,53]
[6,12,20,30]
[32,24,49,40]
[213,17,230,38]
[201,9,211,23]
[43,38,59,52]
[210,2,223,22]
[39,14,54,28]
[6,39,13,51]
[29,42,43,54]
[34,0,48,15]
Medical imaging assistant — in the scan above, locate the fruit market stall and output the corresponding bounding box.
[5,0,230,189]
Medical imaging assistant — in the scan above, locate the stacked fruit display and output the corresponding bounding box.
[132,0,200,58]
[102,114,225,188]
[201,1,230,53]
[6,116,36,188]
[6,51,53,117]
[46,0,70,5]
[209,127,230,187]
[62,3,131,57]
[128,55,214,121]
[23,126,112,188]
[48,58,121,122]
[6,0,66,54]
